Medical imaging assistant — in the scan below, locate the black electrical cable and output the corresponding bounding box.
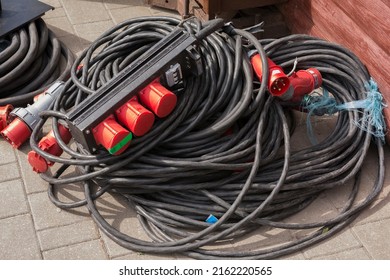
[0,18,74,106]
[29,16,385,259]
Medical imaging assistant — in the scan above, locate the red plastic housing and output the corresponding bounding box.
[1,118,31,149]
[287,68,323,103]
[250,54,290,96]
[92,114,132,155]
[0,104,13,131]
[115,96,155,137]
[138,81,177,118]
[27,124,72,173]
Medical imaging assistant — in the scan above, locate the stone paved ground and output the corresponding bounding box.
[0,0,389,260]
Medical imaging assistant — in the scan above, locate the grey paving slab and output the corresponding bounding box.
[114,252,176,260]
[302,228,362,259]
[104,0,146,10]
[15,146,50,194]
[43,239,108,259]
[352,218,390,259]
[95,193,152,258]
[0,179,29,219]
[0,140,16,165]
[43,16,75,38]
[57,35,88,55]
[351,195,390,226]
[38,220,100,251]
[0,214,41,260]
[0,162,20,182]
[28,189,90,231]
[149,6,181,17]
[312,247,371,260]
[0,0,388,262]
[61,0,111,25]
[285,195,339,225]
[232,227,294,255]
[43,6,67,19]
[74,20,115,42]
[280,252,307,260]
[108,6,152,24]
[41,0,62,8]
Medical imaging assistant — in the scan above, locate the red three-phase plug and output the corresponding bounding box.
[250,53,290,96]
[138,80,177,118]
[92,114,133,155]
[283,68,323,103]
[1,82,64,148]
[115,96,155,137]
[0,105,14,131]
[27,124,72,173]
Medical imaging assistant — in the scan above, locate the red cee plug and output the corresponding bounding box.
[138,80,177,118]
[27,124,72,173]
[115,96,155,137]
[92,114,132,155]
[282,68,323,103]
[1,82,64,149]
[0,105,14,131]
[250,53,290,96]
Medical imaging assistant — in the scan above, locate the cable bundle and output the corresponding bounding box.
[30,16,385,259]
[0,18,74,106]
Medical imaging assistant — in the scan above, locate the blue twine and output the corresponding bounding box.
[302,78,387,144]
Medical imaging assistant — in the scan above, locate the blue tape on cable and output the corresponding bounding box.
[205,214,218,224]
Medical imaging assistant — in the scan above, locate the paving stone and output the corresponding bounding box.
[285,195,338,225]
[0,214,41,259]
[96,193,152,258]
[0,179,29,219]
[28,189,90,231]
[15,146,50,194]
[302,228,362,259]
[232,226,294,257]
[353,218,390,259]
[149,6,180,17]
[74,20,114,42]
[104,0,146,10]
[351,195,390,226]
[109,6,152,24]
[44,16,75,38]
[324,171,376,210]
[57,35,87,55]
[0,140,17,165]
[279,252,306,260]
[114,252,176,260]
[62,0,111,25]
[41,0,62,8]
[312,247,371,260]
[43,6,67,19]
[43,239,107,259]
[0,162,20,182]
[38,220,99,251]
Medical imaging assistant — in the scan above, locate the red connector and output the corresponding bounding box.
[1,82,64,149]
[115,96,155,137]
[1,118,31,148]
[27,124,72,173]
[92,114,132,155]
[138,81,177,118]
[283,68,323,103]
[0,104,14,131]
[250,54,290,96]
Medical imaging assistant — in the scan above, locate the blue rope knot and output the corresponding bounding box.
[302,78,387,144]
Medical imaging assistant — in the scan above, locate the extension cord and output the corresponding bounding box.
[27,17,385,259]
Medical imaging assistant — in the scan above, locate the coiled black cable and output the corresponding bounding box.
[0,18,74,106]
[30,16,385,259]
